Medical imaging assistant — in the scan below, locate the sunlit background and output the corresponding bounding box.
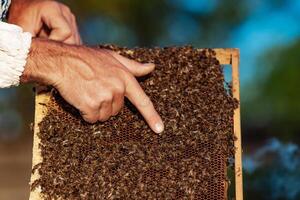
[1,0,300,199]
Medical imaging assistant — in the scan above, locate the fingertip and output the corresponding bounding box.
[63,36,77,45]
[81,111,98,124]
[82,116,97,124]
[142,63,155,72]
[98,116,110,122]
[143,63,155,69]
[132,63,155,77]
[109,51,155,76]
[153,121,164,133]
[148,112,164,133]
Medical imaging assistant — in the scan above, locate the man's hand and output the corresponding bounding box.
[21,39,164,133]
[8,0,81,44]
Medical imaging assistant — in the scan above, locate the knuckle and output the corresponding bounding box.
[62,5,71,13]
[88,100,99,110]
[98,115,110,122]
[82,113,97,123]
[114,88,124,97]
[71,13,76,21]
[100,91,113,102]
[112,80,125,94]
[61,28,72,37]
[119,68,132,81]
[98,110,111,121]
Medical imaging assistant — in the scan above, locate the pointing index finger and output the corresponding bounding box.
[125,75,164,133]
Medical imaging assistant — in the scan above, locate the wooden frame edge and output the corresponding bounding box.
[214,48,243,200]
[29,92,50,200]
[231,49,243,200]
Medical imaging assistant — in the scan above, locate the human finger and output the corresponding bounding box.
[112,92,124,116]
[43,14,73,42]
[124,75,164,133]
[98,101,113,122]
[61,9,80,44]
[108,51,155,77]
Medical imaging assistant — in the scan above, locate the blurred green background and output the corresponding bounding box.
[1,0,300,199]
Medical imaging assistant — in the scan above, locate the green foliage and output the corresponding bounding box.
[244,40,300,141]
[262,42,300,119]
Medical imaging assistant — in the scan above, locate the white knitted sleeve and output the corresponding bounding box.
[0,0,11,20]
[0,21,32,88]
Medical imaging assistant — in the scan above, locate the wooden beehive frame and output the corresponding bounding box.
[30,48,243,200]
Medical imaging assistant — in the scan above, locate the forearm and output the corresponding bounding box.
[21,38,64,85]
[21,38,95,86]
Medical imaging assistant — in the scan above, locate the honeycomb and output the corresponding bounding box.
[32,46,237,200]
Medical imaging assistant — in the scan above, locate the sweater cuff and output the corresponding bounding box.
[0,21,32,88]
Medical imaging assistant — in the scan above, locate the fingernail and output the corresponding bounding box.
[154,122,164,133]
[143,63,154,67]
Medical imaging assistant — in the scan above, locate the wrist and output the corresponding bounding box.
[21,38,64,85]
[21,38,87,86]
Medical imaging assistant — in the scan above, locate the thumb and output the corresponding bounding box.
[43,15,72,42]
[108,51,155,77]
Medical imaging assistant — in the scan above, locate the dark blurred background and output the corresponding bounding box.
[1,0,300,199]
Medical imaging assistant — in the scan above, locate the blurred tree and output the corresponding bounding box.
[62,0,248,46]
[244,40,300,142]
